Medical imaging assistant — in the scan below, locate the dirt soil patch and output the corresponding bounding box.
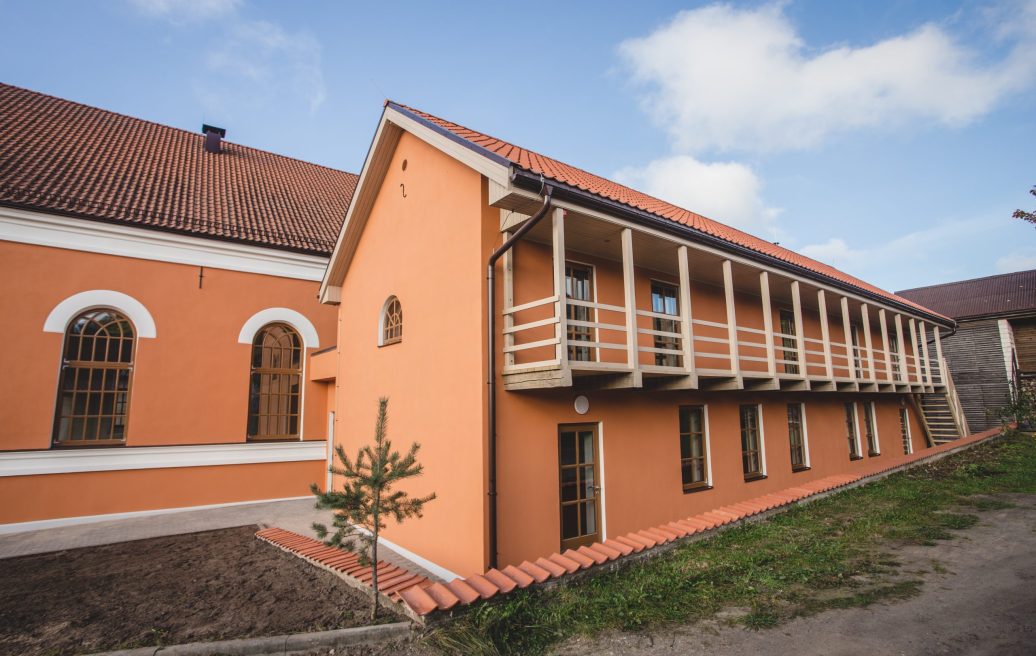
[0,525,399,656]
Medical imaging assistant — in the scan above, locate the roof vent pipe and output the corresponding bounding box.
[202,124,226,153]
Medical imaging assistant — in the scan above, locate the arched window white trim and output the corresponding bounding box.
[378,295,403,346]
[44,290,157,338]
[237,308,320,350]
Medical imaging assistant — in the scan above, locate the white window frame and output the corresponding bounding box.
[740,403,767,478]
[679,404,713,490]
[378,295,403,347]
[44,290,157,338]
[864,401,881,455]
[900,407,913,455]
[790,402,811,469]
[847,401,863,459]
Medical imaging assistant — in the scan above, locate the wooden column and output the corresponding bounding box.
[502,230,515,368]
[840,297,855,381]
[552,209,567,365]
[919,321,932,386]
[621,228,638,371]
[861,303,875,381]
[791,281,807,380]
[894,314,908,383]
[817,290,833,379]
[908,318,922,385]
[934,325,945,384]
[722,260,741,382]
[879,309,893,382]
[678,246,695,374]
[760,272,776,378]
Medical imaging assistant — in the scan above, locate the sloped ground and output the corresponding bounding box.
[554,493,1036,656]
[0,525,400,656]
[422,431,1036,655]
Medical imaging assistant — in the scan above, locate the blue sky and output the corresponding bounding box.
[1,0,1034,291]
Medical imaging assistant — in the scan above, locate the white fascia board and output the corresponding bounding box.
[0,441,327,477]
[0,206,329,281]
[319,107,511,299]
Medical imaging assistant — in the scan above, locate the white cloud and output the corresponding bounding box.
[799,218,998,289]
[128,0,240,22]
[613,155,781,237]
[996,250,1036,273]
[200,20,326,114]
[619,2,1036,153]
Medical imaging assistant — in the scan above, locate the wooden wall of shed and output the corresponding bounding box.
[940,319,1011,431]
[1010,317,1036,376]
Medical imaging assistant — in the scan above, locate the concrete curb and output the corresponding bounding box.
[92,621,412,656]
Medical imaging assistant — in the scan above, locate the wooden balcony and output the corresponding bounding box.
[498,207,949,394]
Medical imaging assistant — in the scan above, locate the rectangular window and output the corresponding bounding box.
[787,403,809,471]
[679,406,710,491]
[779,310,799,375]
[889,334,901,378]
[899,407,913,454]
[565,263,596,362]
[651,281,682,367]
[863,402,880,455]
[845,402,862,459]
[740,404,765,479]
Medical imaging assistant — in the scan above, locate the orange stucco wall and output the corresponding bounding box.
[494,390,925,569]
[331,134,945,578]
[332,131,488,577]
[0,240,337,449]
[0,239,337,524]
[0,459,324,524]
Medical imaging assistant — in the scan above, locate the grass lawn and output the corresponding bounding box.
[428,430,1036,656]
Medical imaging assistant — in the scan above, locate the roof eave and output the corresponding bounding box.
[508,169,954,328]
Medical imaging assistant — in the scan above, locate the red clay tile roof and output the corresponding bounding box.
[389,102,949,323]
[0,83,358,255]
[896,269,1036,321]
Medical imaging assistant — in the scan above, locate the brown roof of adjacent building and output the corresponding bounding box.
[0,83,358,255]
[896,269,1036,320]
[389,101,949,322]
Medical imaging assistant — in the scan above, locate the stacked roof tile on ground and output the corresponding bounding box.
[256,426,1004,620]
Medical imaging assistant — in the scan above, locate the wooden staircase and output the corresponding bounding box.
[920,393,963,445]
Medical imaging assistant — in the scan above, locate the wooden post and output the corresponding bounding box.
[722,260,741,383]
[861,303,875,381]
[934,325,945,384]
[552,209,567,366]
[908,318,922,385]
[502,230,515,368]
[678,246,695,374]
[894,314,908,383]
[760,271,776,378]
[791,281,807,381]
[621,228,638,371]
[879,309,893,382]
[840,297,855,381]
[919,321,932,386]
[817,290,833,379]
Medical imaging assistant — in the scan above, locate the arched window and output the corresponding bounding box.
[52,309,135,445]
[247,323,303,440]
[380,296,402,346]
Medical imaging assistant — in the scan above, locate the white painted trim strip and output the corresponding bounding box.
[0,206,329,281]
[237,307,321,350]
[0,495,312,535]
[0,441,327,477]
[44,289,157,338]
[351,525,461,582]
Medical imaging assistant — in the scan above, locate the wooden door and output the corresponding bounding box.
[558,424,601,550]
